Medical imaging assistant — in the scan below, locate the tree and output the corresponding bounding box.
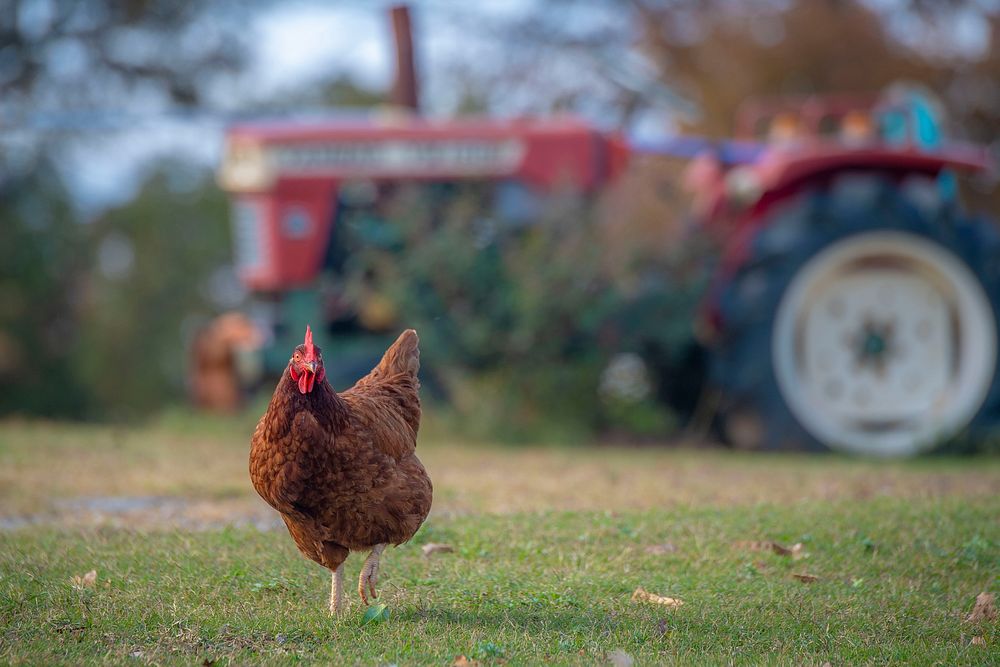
[0,161,91,417]
[456,0,1000,138]
[2,0,261,113]
[72,164,233,418]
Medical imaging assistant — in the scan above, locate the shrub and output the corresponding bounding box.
[339,181,707,441]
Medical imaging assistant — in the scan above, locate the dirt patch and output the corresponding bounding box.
[1,420,998,530]
[2,495,281,531]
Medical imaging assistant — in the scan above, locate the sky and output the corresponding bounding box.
[24,0,998,213]
[54,1,544,213]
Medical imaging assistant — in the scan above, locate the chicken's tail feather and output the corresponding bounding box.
[376,329,420,378]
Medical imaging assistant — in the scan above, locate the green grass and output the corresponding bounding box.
[0,417,998,664]
[2,500,998,664]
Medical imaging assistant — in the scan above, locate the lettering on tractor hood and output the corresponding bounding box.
[220,137,527,190]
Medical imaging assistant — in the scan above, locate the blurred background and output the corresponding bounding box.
[4,0,1000,456]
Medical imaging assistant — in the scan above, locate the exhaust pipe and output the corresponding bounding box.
[389,5,419,113]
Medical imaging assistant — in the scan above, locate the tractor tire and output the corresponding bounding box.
[711,173,1000,455]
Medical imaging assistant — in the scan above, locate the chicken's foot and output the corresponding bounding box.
[359,543,386,605]
[329,561,345,615]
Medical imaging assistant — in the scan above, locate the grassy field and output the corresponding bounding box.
[0,417,998,665]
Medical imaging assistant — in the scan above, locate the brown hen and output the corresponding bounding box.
[249,326,432,614]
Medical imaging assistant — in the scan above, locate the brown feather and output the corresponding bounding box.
[249,329,431,572]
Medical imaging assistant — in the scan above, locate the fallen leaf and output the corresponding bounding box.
[452,656,480,667]
[792,573,819,583]
[735,540,805,559]
[966,592,997,624]
[643,543,677,555]
[631,586,684,608]
[360,603,390,626]
[970,636,986,647]
[607,649,634,667]
[71,569,97,589]
[770,542,793,556]
[656,618,669,636]
[422,543,455,557]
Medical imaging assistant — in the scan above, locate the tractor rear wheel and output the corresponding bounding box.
[711,174,1000,455]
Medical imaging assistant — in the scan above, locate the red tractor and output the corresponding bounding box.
[215,114,631,384]
[218,115,629,294]
[212,6,999,455]
[215,88,1000,455]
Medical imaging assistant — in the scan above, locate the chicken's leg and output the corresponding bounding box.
[359,543,387,605]
[329,561,345,615]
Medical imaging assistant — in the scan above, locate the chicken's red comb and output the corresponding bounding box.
[303,325,315,359]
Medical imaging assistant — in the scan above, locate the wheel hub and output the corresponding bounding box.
[851,317,895,375]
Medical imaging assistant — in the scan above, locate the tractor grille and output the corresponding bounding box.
[232,200,266,272]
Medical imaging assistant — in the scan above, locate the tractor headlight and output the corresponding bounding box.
[218,140,274,192]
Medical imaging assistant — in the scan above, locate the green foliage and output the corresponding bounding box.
[341,183,706,441]
[0,164,91,417]
[72,164,231,419]
[0,161,232,420]
[601,394,677,437]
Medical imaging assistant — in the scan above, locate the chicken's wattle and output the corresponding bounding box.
[289,365,317,394]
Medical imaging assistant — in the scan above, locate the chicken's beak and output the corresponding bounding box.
[306,360,318,374]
